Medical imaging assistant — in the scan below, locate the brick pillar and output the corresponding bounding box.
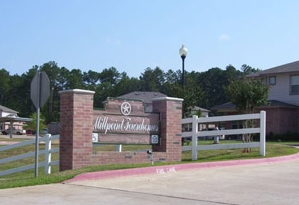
[152,97,183,162]
[59,89,95,171]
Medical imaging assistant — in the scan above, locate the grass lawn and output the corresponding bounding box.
[0,137,298,189]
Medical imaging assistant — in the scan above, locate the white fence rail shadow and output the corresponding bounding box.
[0,134,59,177]
[182,111,266,160]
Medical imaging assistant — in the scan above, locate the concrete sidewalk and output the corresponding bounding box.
[1,154,299,205]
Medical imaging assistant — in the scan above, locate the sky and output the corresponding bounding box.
[1,0,299,78]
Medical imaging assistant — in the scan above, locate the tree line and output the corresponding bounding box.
[0,61,260,124]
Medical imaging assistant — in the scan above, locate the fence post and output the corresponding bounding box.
[260,111,266,156]
[192,115,198,160]
[45,134,52,174]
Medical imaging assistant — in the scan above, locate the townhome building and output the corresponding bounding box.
[213,60,299,137]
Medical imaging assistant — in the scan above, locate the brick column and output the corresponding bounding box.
[152,97,183,162]
[59,89,95,171]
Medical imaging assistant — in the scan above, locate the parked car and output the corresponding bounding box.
[2,127,23,135]
[199,128,225,140]
[41,128,49,136]
[25,128,49,136]
[182,127,225,145]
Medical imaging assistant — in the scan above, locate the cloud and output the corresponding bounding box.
[219,34,231,41]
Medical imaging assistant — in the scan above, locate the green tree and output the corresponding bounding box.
[93,67,123,108]
[224,65,242,84]
[5,74,27,113]
[225,78,269,114]
[182,71,205,117]
[196,67,228,109]
[1,59,265,127]
[66,69,85,89]
[225,78,269,151]
[0,69,10,105]
[83,70,101,90]
[34,62,61,123]
[139,67,165,91]
[161,69,181,97]
[23,112,47,134]
[240,64,260,76]
[113,73,141,97]
[99,67,121,85]
[55,66,70,90]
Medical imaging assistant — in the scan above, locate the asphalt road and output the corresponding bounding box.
[1,154,299,205]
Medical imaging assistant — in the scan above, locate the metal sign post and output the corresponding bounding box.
[30,71,50,177]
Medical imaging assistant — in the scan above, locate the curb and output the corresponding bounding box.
[64,152,299,184]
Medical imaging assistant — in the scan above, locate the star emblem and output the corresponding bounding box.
[121,102,131,115]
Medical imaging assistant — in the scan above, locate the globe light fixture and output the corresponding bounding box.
[179,45,188,90]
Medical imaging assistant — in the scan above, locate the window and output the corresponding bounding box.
[290,75,299,94]
[182,123,192,131]
[269,76,276,85]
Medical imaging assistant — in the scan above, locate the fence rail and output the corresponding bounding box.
[0,134,59,177]
[182,111,266,160]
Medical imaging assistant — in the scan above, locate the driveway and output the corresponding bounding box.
[1,154,299,205]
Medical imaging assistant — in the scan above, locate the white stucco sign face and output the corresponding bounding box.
[93,117,159,134]
[93,99,160,145]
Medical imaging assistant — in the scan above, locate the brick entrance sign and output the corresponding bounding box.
[59,89,183,171]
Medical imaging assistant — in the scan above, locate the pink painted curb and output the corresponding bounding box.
[64,152,299,184]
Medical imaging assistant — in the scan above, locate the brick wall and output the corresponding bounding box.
[59,89,95,170]
[90,97,183,165]
[59,89,183,170]
[152,97,183,162]
[257,107,299,135]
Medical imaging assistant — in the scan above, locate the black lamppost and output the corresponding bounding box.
[179,45,188,91]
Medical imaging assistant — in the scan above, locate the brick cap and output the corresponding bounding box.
[59,89,95,95]
[152,97,184,102]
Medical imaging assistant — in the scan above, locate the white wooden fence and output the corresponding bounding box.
[182,111,266,160]
[0,134,59,177]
